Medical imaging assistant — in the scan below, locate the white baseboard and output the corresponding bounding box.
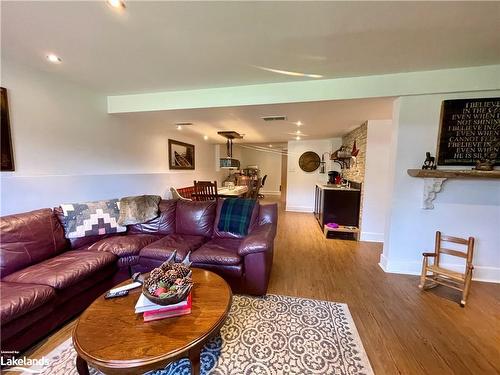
[286,205,313,213]
[360,231,384,242]
[378,254,500,283]
[260,190,281,196]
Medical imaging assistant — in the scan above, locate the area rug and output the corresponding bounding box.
[26,295,373,375]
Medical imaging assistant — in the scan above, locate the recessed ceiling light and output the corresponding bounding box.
[268,144,273,148]
[296,130,301,135]
[203,135,209,140]
[107,0,126,9]
[296,121,303,126]
[46,54,62,64]
[176,125,182,130]
[295,136,301,141]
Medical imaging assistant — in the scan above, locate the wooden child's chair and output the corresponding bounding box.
[418,231,475,307]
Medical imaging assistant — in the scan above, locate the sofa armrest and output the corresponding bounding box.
[238,223,275,257]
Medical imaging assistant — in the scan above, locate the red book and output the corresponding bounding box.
[143,294,192,322]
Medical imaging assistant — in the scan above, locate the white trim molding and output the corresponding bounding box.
[286,206,313,213]
[108,65,500,113]
[360,232,385,242]
[379,254,500,283]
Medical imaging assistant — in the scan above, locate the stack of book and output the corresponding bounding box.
[135,293,192,322]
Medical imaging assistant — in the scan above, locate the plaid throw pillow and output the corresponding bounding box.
[217,198,256,236]
[60,199,127,239]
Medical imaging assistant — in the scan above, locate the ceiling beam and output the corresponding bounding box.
[107,65,500,114]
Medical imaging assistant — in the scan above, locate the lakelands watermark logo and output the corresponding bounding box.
[1,351,50,373]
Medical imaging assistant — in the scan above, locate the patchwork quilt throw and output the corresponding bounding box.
[217,198,256,236]
[60,199,126,239]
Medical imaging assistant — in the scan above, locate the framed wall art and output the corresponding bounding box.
[1,87,15,171]
[437,97,500,166]
[168,139,195,170]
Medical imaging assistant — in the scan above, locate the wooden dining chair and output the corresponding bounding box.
[193,180,218,201]
[418,231,475,307]
[170,187,191,201]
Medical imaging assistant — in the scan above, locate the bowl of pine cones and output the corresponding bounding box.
[141,251,193,306]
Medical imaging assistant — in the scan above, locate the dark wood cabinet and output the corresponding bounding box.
[314,184,361,238]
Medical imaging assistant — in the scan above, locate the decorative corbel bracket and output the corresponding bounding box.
[422,178,447,209]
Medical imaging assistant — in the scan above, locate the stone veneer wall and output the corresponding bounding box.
[341,122,367,231]
[341,122,367,183]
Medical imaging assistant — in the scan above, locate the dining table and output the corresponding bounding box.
[217,185,248,198]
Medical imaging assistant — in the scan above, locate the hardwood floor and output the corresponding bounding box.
[267,196,500,375]
[7,196,500,375]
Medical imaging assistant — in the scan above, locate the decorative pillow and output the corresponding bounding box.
[217,198,257,236]
[59,199,126,239]
[118,195,162,226]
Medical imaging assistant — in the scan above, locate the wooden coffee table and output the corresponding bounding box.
[72,268,232,375]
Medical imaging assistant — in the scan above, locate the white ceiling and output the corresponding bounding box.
[2,1,500,95]
[115,97,394,143]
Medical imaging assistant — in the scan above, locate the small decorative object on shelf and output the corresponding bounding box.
[422,152,437,170]
[474,140,499,171]
[142,250,193,306]
[351,140,360,157]
[331,146,353,169]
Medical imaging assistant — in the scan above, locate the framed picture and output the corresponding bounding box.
[1,87,15,171]
[437,97,500,165]
[168,139,195,170]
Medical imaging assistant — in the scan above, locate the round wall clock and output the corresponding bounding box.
[298,151,321,172]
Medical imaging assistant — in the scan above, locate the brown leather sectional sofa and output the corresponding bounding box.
[0,198,277,353]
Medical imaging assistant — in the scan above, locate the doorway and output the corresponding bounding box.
[280,149,288,204]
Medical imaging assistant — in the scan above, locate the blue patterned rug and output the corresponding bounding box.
[25,295,373,375]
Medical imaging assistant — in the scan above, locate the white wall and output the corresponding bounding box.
[286,138,342,212]
[235,145,282,195]
[0,61,224,215]
[360,120,394,242]
[381,91,500,282]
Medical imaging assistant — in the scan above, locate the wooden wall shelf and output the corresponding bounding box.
[407,169,499,209]
[407,169,500,179]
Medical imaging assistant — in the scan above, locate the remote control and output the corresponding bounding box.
[104,290,129,299]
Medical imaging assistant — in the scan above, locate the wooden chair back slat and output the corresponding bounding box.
[176,186,195,199]
[193,180,218,201]
[441,234,470,245]
[439,248,468,258]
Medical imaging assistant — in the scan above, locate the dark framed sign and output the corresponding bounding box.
[1,87,15,171]
[168,139,195,170]
[437,97,500,166]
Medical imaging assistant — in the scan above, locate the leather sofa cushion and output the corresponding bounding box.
[128,199,177,235]
[0,209,68,277]
[0,282,56,325]
[3,251,117,290]
[213,199,260,239]
[175,200,216,238]
[140,234,206,261]
[191,238,242,266]
[79,234,162,257]
[117,255,140,267]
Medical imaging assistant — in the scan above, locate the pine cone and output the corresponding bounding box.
[149,268,164,282]
[159,259,174,272]
[147,285,157,294]
[172,263,190,278]
[144,277,158,293]
[158,269,177,286]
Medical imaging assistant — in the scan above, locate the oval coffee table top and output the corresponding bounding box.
[73,268,232,373]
